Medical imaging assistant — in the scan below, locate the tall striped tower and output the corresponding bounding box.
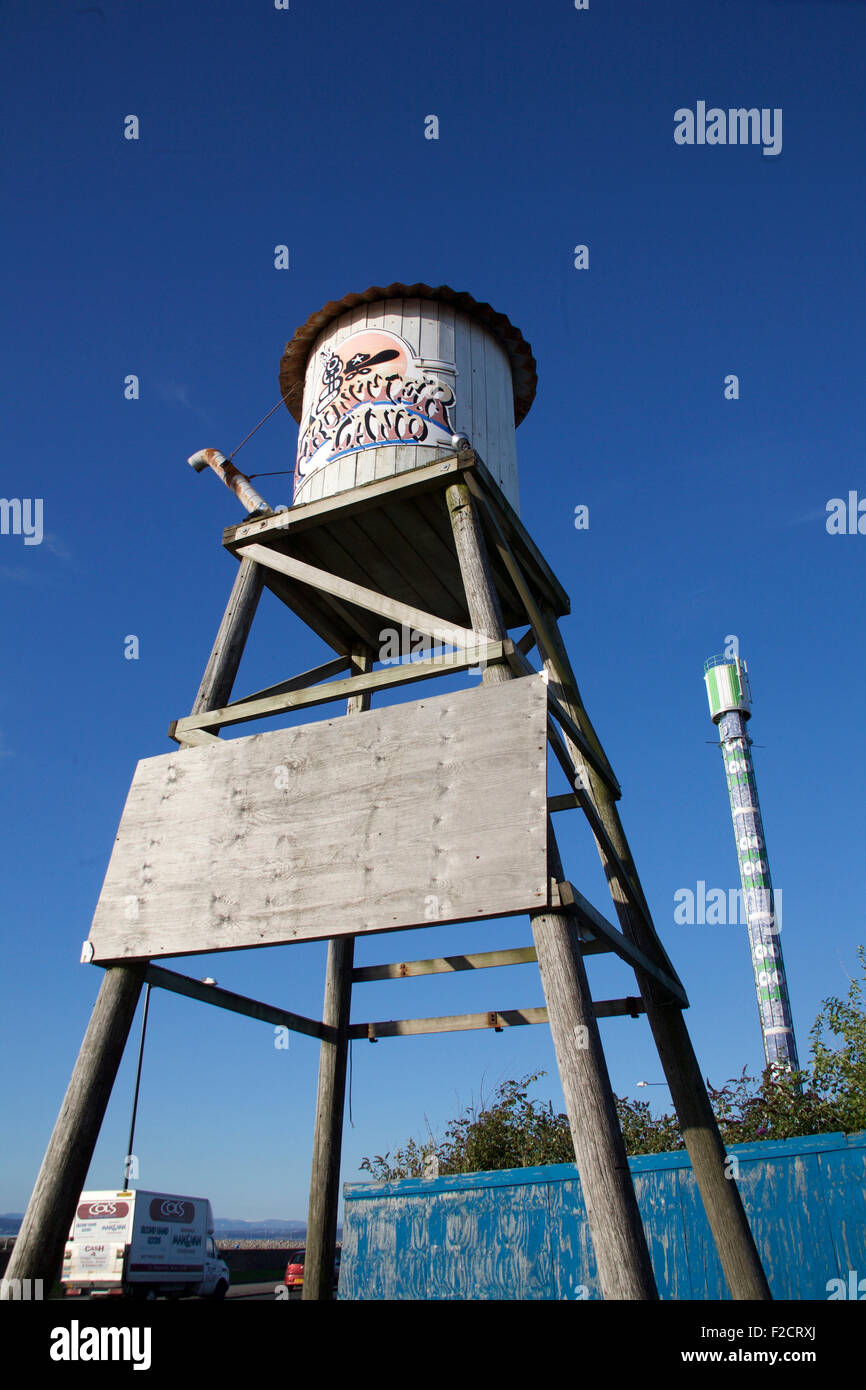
[704,654,800,1072]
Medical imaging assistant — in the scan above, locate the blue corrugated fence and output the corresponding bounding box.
[340,1131,866,1299]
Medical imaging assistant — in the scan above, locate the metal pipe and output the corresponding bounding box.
[188,448,271,514]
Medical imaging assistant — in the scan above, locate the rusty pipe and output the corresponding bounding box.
[187,448,271,515]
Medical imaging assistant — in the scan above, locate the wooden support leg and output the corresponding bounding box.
[303,937,355,1301]
[192,555,265,715]
[1,557,265,1297]
[537,603,771,1300]
[532,830,658,1298]
[303,648,371,1301]
[0,964,147,1295]
[445,481,658,1300]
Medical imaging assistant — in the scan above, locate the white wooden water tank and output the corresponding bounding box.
[279,283,536,515]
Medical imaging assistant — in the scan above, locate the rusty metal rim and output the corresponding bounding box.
[278,282,537,427]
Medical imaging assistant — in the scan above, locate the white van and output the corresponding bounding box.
[62,1190,230,1300]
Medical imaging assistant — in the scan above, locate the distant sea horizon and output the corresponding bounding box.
[0,1212,342,1242]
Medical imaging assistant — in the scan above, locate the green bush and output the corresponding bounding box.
[360,948,866,1180]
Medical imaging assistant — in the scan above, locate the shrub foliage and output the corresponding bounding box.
[360,948,866,1180]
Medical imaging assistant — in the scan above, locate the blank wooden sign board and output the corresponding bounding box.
[86,675,549,963]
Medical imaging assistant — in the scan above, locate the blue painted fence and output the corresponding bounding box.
[340,1130,866,1299]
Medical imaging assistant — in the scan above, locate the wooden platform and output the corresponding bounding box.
[222,452,570,657]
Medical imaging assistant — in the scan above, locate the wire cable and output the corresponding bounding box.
[226,389,294,462]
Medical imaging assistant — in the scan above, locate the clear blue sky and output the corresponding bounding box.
[2,0,865,1223]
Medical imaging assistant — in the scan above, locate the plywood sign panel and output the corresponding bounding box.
[87,676,549,962]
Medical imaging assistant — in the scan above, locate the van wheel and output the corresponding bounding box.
[212,1280,228,1301]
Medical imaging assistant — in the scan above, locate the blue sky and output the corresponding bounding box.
[2,0,865,1223]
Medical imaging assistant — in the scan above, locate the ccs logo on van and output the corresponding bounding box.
[149,1198,195,1224]
[77,1201,129,1220]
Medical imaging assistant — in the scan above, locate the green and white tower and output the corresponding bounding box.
[704,654,799,1072]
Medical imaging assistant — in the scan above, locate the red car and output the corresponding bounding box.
[283,1249,305,1290]
[283,1248,340,1292]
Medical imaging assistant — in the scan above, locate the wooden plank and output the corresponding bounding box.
[466,475,619,795]
[167,724,221,748]
[444,476,659,1300]
[307,934,354,1301]
[492,335,520,506]
[0,964,148,1296]
[418,297,439,361]
[143,964,331,1041]
[352,946,539,982]
[464,460,570,619]
[506,642,619,796]
[223,454,468,551]
[352,934,610,982]
[355,444,377,490]
[279,524,468,645]
[259,548,419,656]
[538,607,772,1301]
[453,309,473,447]
[383,494,467,617]
[307,586,384,652]
[444,477,659,1300]
[548,690,621,797]
[262,522,428,656]
[250,565,360,656]
[335,449,358,497]
[237,543,486,651]
[191,557,267,718]
[171,642,508,736]
[469,316,490,460]
[350,996,645,1040]
[543,706,655,929]
[298,517,415,616]
[305,643,371,1302]
[553,881,689,1007]
[336,513,432,610]
[382,297,401,337]
[536,614,682,987]
[87,676,550,962]
[347,507,458,626]
[227,655,350,707]
[437,300,455,365]
[354,1007,548,1038]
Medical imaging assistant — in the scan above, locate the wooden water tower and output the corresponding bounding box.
[5,284,770,1302]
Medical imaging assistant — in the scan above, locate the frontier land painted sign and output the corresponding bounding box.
[295,326,457,488]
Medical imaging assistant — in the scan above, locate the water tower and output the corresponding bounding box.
[5,285,770,1303]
